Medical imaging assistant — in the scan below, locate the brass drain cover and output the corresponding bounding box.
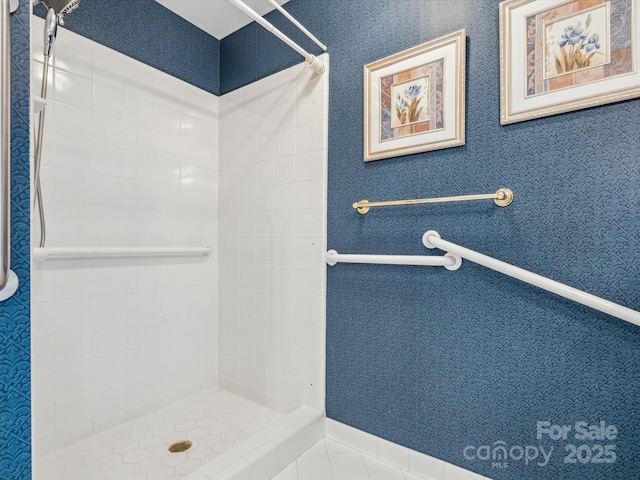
[168,440,192,453]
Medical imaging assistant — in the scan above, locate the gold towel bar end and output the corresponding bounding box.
[354,200,370,214]
[494,188,514,207]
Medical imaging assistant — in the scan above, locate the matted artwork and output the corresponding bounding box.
[364,30,466,162]
[500,0,640,124]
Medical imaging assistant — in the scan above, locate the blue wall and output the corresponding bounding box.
[2,1,31,479]
[223,1,640,479]
[34,0,221,95]
[10,0,640,478]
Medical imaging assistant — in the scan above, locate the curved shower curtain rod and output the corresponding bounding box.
[228,0,326,74]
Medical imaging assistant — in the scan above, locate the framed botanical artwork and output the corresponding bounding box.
[364,30,466,162]
[500,0,640,125]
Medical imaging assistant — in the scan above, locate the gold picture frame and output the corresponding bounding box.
[500,0,640,125]
[364,30,466,162]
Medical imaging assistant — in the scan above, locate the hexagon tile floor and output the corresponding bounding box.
[34,388,282,480]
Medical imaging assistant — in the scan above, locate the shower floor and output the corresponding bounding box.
[34,388,282,480]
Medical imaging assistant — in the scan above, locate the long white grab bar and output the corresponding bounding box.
[0,0,19,302]
[228,0,325,74]
[422,230,640,327]
[326,249,461,269]
[33,245,211,262]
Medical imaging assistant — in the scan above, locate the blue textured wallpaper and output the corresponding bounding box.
[1,1,31,479]
[223,1,640,479]
[34,0,221,95]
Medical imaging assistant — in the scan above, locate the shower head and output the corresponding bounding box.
[34,0,81,26]
[43,8,58,56]
[38,0,81,16]
[37,0,81,55]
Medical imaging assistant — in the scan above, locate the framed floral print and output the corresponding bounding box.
[500,0,640,125]
[364,30,466,162]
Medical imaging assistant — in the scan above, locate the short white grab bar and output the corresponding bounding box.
[326,249,461,270]
[422,230,640,327]
[33,245,211,261]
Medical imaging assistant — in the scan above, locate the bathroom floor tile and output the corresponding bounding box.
[272,438,429,480]
[34,388,281,480]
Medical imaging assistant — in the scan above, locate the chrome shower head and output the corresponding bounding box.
[43,7,58,56]
[37,0,81,55]
[35,0,81,25]
[39,0,81,16]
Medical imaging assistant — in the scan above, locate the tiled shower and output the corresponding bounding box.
[31,18,221,457]
[29,11,330,480]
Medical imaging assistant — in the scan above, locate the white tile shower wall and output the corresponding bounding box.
[30,18,219,457]
[218,56,328,414]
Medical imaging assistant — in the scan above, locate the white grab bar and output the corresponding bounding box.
[422,230,640,327]
[228,0,325,74]
[0,0,18,302]
[326,249,461,269]
[33,245,211,261]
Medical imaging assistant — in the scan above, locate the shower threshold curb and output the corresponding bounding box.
[183,405,325,480]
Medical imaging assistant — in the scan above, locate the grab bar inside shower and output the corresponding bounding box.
[33,245,212,261]
[0,0,19,302]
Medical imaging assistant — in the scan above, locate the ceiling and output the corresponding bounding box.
[155,0,290,40]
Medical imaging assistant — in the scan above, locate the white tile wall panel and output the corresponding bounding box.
[218,55,328,414]
[31,17,219,456]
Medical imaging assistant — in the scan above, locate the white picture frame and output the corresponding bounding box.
[364,30,466,161]
[500,0,640,124]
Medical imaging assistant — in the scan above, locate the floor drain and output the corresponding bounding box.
[168,440,193,453]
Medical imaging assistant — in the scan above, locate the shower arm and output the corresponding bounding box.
[228,0,325,74]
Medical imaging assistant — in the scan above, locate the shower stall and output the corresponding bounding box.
[29,2,328,478]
